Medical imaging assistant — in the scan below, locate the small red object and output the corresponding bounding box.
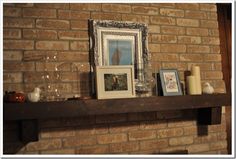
[4,91,26,103]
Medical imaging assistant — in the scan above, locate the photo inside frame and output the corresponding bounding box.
[104,73,128,91]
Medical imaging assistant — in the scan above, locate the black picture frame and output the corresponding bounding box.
[159,69,183,96]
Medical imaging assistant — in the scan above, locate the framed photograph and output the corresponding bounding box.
[96,66,135,99]
[89,19,149,95]
[159,69,183,96]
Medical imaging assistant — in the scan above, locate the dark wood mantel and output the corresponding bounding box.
[4,94,231,121]
[3,94,231,142]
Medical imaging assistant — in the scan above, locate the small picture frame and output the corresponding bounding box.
[159,69,183,96]
[96,66,135,99]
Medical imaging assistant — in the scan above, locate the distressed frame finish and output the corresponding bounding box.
[89,19,149,95]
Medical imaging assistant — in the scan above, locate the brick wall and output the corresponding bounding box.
[3,3,228,154]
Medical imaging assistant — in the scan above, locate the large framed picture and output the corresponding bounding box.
[89,19,149,95]
[96,66,135,99]
[159,69,183,96]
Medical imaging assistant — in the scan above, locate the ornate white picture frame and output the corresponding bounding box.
[89,19,149,95]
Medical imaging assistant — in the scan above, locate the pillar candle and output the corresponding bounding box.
[187,76,198,95]
[191,66,202,94]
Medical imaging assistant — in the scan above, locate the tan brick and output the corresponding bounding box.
[4,7,21,17]
[4,29,21,39]
[207,12,218,20]
[132,6,158,15]
[201,20,218,28]
[186,28,208,36]
[58,31,88,40]
[150,16,175,25]
[149,44,160,53]
[76,145,109,154]
[209,29,219,36]
[210,141,227,151]
[41,128,75,138]
[71,20,88,30]
[140,139,168,150]
[4,40,34,50]
[217,132,227,140]
[188,63,213,71]
[187,143,210,153]
[177,18,199,27]
[122,14,149,24]
[35,3,69,9]
[149,25,160,33]
[24,72,51,83]
[129,130,156,141]
[161,44,186,53]
[152,53,179,61]
[157,128,183,138]
[70,41,89,51]
[180,54,203,62]
[183,126,198,135]
[26,139,62,151]
[140,120,167,130]
[3,73,23,83]
[36,19,70,29]
[151,3,175,8]
[91,12,121,21]
[160,8,184,17]
[110,142,139,153]
[3,51,23,61]
[151,34,177,43]
[70,4,101,11]
[15,3,34,7]
[58,51,88,62]
[200,4,217,11]
[194,133,218,144]
[23,8,56,18]
[23,29,57,40]
[102,4,131,13]
[185,10,207,19]
[23,50,57,61]
[168,119,195,127]
[161,26,185,35]
[4,18,35,28]
[214,63,222,70]
[204,71,223,80]
[63,136,97,147]
[169,136,193,146]
[210,45,221,53]
[97,133,127,144]
[41,149,75,154]
[59,72,89,82]
[76,125,108,136]
[211,80,226,93]
[162,63,187,71]
[58,10,90,20]
[176,3,199,10]
[187,45,210,53]
[36,41,69,50]
[204,54,221,62]
[4,83,24,92]
[109,122,139,133]
[178,36,201,44]
[159,146,186,154]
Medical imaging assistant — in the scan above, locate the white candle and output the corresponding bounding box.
[191,66,202,94]
[187,76,198,95]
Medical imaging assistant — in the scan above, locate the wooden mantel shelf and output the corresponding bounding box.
[4,94,231,121]
[3,93,231,142]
